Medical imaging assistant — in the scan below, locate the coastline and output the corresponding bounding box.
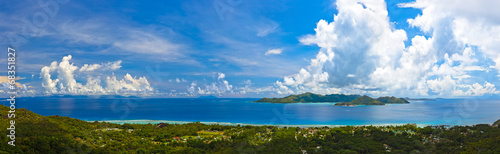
[92,119,430,128]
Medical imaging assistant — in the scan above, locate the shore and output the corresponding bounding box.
[91,119,431,128]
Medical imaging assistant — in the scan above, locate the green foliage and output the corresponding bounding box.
[0,105,499,153]
[493,119,500,127]
[334,95,409,106]
[334,95,384,106]
[256,93,408,106]
[255,92,360,103]
[377,96,410,104]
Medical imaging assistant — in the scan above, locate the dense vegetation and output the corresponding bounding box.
[334,95,384,106]
[1,105,499,153]
[254,92,360,103]
[334,96,409,106]
[494,119,500,127]
[377,96,410,104]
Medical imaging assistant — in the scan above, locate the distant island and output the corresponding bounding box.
[403,97,436,101]
[254,93,409,106]
[334,95,409,106]
[254,92,360,103]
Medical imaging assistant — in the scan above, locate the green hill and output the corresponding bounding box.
[377,96,409,104]
[0,105,107,153]
[334,95,384,106]
[254,92,360,103]
[334,96,409,106]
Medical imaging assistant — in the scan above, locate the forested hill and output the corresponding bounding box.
[377,96,410,104]
[333,95,409,106]
[0,105,499,153]
[254,92,360,103]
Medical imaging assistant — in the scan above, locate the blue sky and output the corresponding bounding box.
[1,0,500,98]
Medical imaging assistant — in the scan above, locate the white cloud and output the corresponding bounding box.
[40,55,153,95]
[79,64,101,72]
[426,76,456,96]
[188,82,196,94]
[265,48,283,56]
[188,72,234,95]
[243,80,252,85]
[170,78,188,83]
[400,0,500,74]
[256,21,279,37]
[58,20,189,62]
[277,0,499,97]
[453,82,499,96]
[0,76,34,95]
[105,73,153,93]
[239,80,252,94]
[112,30,184,60]
[79,60,122,72]
[217,73,225,80]
[286,0,407,92]
[275,81,294,95]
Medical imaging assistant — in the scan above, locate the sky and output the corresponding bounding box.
[1,0,500,98]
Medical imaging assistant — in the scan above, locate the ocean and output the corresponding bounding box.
[7,97,500,126]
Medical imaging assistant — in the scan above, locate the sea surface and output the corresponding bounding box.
[7,97,500,126]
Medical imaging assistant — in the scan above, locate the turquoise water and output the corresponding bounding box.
[9,97,500,126]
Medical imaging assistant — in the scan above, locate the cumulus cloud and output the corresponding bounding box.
[0,76,34,95]
[188,72,234,95]
[400,0,500,74]
[277,0,499,97]
[40,55,153,95]
[284,0,406,93]
[453,82,500,96]
[217,73,225,80]
[239,80,252,94]
[105,73,153,93]
[265,48,283,56]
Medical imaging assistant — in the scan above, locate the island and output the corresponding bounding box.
[254,92,360,103]
[254,92,409,106]
[334,95,409,106]
[403,97,437,101]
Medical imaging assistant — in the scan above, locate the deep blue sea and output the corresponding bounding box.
[6,97,500,126]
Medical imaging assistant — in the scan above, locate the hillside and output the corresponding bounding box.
[334,96,409,106]
[494,119,500,127]
[334,95,384,106]
[377,96,410,104]
[0,105,107,153]
[254,92,360,103]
